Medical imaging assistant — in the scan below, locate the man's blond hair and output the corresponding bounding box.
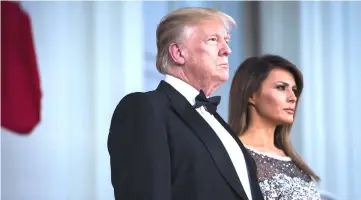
[155,7,236,74]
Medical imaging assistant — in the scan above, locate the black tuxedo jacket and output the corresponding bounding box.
[108,81,264,200]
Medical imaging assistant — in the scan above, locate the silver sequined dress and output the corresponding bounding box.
[246,147,321,200]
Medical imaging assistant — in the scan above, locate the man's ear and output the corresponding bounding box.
[169,43,185,65]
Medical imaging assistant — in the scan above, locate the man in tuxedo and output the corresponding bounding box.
[108,7,264,200]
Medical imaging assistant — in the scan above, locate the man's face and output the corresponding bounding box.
[182,19,232,88]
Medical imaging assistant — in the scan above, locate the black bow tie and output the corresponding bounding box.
[193,90,221,115]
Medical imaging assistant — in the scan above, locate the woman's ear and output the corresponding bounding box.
[248,93,256,106]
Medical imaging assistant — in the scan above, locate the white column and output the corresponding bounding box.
[346,2,361,198]
[2,2,94,199]
[299,2,361,199]
[259,2,301,64]
[90,2,144,200]
[325,3,348,197]
[1,2,145,200]
[299,1,327,187]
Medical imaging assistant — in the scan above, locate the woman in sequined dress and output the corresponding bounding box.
[228,55,321,200]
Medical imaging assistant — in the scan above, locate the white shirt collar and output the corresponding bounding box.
[164,74,199,106]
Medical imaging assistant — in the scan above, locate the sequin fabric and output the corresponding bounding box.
[247,148,321,200]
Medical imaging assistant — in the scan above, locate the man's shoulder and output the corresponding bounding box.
[119,91,151,103]
[115,88,166,111]
[120,89,162,103]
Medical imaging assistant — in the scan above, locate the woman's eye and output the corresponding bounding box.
[293,88,298,95]
[277,85,286,90]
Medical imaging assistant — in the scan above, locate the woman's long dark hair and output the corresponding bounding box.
[228,54,320,181]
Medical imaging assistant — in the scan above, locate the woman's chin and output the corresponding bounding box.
[277,118,294,125]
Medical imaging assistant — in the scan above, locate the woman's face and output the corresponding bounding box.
[250,68,298,125]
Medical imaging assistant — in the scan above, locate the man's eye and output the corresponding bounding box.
[209,37,217,42]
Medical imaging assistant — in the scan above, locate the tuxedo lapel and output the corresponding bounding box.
[213,113,264,200]
[157,81,249,200]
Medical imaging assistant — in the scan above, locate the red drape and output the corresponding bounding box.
[1,1,42,134]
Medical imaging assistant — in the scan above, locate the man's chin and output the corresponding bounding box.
[217,76,228,84]
[213,71,229,83]
[220,72,229,81]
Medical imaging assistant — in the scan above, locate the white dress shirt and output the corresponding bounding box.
[164,75,252,200]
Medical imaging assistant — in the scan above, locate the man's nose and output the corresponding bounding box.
[219,41,231,57]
